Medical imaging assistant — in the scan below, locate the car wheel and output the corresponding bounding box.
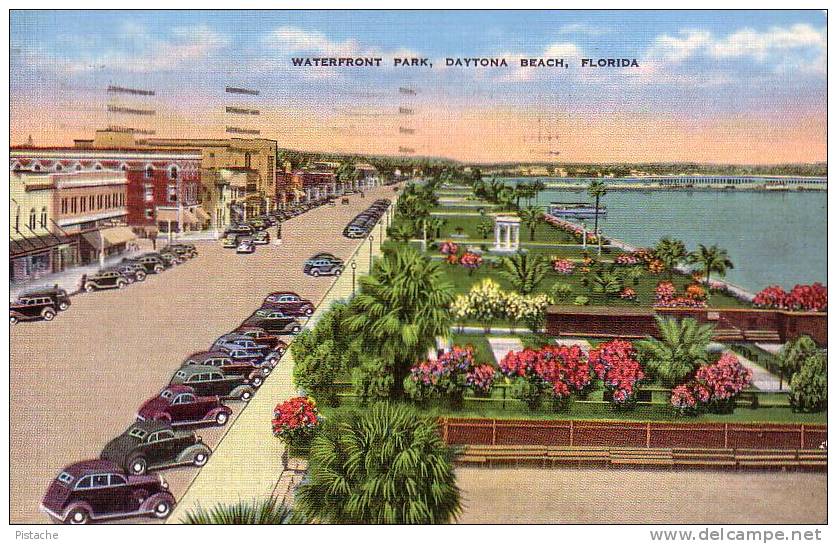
[215,412,229,425]
[311,269,320,277]
[304,307,314,316]
[84,282,95,293]
[252,376,263,387]
[136,272,146,282]
[151,499,173,519]
[240,390,253,402]
[42,309,56,321]
[334,268,342,276]
[129,457,148,475]
[10,316,18,325]
[262,365,272,375]
[154,265,163,273]
[66,507,90,525]
[193,451,209,467]
[292,325,301,334]
[59,302,70,311]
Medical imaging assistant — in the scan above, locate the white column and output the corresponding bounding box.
[504,223,511,248]
[512,225,519,250]
[494,223,501,248]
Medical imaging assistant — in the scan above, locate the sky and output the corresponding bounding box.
[10,10,827,164]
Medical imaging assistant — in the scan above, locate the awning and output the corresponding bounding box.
[81,226,137,250]
[181,209,199,225]
[10,234,73,258]
[194,206,210,222]
[156,209,199,225]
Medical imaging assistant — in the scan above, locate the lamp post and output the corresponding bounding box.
[581,220,587,250]
[351,260,357,296]
[368,234,374,271]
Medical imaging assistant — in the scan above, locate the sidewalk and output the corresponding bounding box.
[166,198,395,522]
[9,239,153,300]
[731,352,787,392]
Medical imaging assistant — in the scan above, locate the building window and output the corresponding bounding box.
[144,184,154,203]
[75,163,82,171]
[89,195,94,209]
[145,165,154,179]
[71,197,77,214]
[105,194,111,208]
[169,166,179,180]
[145,208,154,219]
[80,197,86,213]
[55,164,63,172]
[40,207,47,228]
[33,163,41,172]
[29,208,36,230]
[61,198,68,214]
[97,194,103,209]
[94,163,103,171]
[168,184,177,203]
[15,208,19,231]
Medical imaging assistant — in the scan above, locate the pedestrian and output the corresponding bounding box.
[276,223,282,242]
[79,274,87,292]
[149,231,157,250]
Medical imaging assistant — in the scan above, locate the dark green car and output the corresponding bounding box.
[100,420,211,475]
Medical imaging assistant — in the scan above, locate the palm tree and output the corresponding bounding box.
[424,217,446,240]
[518,206,543,241]
[388,223,415,243]
[586,268,624,300]
[497,252,549,295]
[344,246,455,397]
[496,186,517,210]
[636,316,715,387]
[688,244,734,301]
[182,496,293,524]
[294,403,462,524]
[654,237,688,279]
[587,179,608,238]
[531,179,546,204]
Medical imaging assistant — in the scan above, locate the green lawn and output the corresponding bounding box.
[449,333,496,364]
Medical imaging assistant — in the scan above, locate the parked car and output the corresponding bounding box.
[236,239,256,254]
[185,349,268,382]
[20,285,71,311]
[253,230,270,245]
[241,312,302,335]
[234,326,287,353]
[83,270,130,292]
[303,253,344,277]
[163,244,197,259]
[213,334,282,368]
[157,250,184,265]
[344,225,368,238]
[248,218,267,231]
[105,263,146,283]
[263,292,315,317]
[101,420,212,475]
[222,234,239,248]
[124,255,166,274]
[40,460,174,524]
[169,365,257,401]
[137,385,232,427]
[10,296,59,324]
[224,224,254,237]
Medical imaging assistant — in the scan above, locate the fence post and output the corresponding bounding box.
[442,418,448,444]
[569,420,574,447]
[646,422,651,448]
[724,423,729,449]
[800,425,805,449]
[492,419,497,445]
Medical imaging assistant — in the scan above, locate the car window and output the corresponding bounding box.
[157,430,175,440]
[57,472,74,486]
[109,474,127,486]
[75,476,93,490]
[210,372,223,380]
[161,390,173,400]
[92,474,109,488]
[175,371,187,380]
[129,428,147,439]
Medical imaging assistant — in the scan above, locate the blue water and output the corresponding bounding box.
[499,179,826,292]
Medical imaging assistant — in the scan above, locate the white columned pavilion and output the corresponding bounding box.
[492,215,521,252]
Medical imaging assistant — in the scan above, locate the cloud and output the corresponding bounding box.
[263,26,361,56]
[557,23,605,36]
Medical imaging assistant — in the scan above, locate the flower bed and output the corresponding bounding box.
[753,283,827,312]
[272,396,322,452]
[588,340,645,405]
[671,353,752,415]
[499,345,593,410]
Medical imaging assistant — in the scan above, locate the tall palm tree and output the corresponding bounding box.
[654,237,688,279]
[344,246,455,397]
[496,186,517,210]
[587,179,608,238]
[636,316,716,387]
[531,179,546,204]
[294,403,462,524]
[518,206,543,241]
[688,244,734,301]
[497,252,549,295]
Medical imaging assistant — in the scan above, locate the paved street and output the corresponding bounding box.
[9,186,395,523]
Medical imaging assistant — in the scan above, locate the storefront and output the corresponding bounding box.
[81,226,137,259]
[9,235,78,283]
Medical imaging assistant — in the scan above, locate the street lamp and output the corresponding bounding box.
[368,235,374,271]
[351,260,357,296]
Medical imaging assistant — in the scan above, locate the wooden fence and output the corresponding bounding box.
[440,418,827,450]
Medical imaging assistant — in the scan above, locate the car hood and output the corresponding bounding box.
[41,479,72,514]
[100,435,140,466]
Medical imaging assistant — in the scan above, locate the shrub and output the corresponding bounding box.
[404,346,476,403]
[183,496,293,525]
[292,337,341,406]
[551,258,576,275]
[789,352,827,412]
[499,346,592,411]
[550,282,573,302]
[670,353,752,415]
[459,251,483,275]
[754,283,827,312]
[439,240,459,255]
[573,295,589,306]
[272,396,321,448]
[619,287,637,300]
[588,340,645,406]
[351,355,395,404]
[466,364,496,396]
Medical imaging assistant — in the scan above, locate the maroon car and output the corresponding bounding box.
[40,459,174,524]
[262,291,316,317]
[182,350,267,384]
[234,326,287,353]
[136,385,232,427]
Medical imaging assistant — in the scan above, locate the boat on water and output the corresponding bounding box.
[547,202,607,218]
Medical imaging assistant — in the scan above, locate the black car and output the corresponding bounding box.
[241,312,303,335]
[163,244,197,259]
[105,263,146,283]
[169,365,257,401]
[156,250,183,266]
[125,255,166,274]
[20,285,71,311]
[10,296,59,324]
[83,270,130,292]
[224,224,254,237]
[101,421,212,475]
